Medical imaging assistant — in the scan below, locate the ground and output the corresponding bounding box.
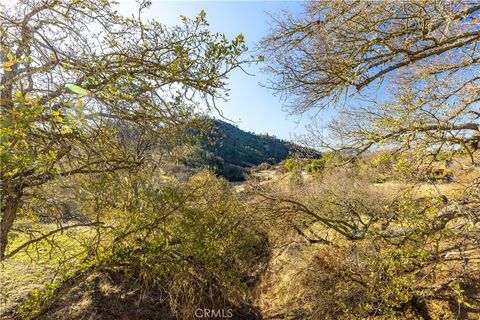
[1,161,479,319]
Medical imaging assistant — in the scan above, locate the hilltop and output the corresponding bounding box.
[195,119,322,181]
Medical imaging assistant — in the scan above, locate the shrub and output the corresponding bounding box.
[13,171,267,319]
[284,159,297,172]
[305,158,326,174]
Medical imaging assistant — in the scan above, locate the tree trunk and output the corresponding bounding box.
[0,188,23,259]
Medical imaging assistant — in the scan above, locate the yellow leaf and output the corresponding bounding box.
[60,127,72,134]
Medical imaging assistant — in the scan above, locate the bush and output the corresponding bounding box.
[284,159,297,172]
[252,165,480,319]
[305,158,326,174]
[14,171,267,319]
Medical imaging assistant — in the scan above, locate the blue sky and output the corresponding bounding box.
[115,1,323,140]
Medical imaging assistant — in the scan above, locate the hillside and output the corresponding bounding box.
[198,119,321,181]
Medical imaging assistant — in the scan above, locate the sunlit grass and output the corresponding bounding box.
[0,224,98,312]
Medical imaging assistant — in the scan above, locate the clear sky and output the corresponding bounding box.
[115,0,321,140]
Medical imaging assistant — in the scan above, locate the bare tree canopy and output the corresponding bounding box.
[261,0,479,159]
[261,0,480,111]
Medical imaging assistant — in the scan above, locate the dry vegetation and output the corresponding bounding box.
[249,156,479,320]
[1,0,479,319]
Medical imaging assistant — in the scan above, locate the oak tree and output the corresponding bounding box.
[0,0,247,258]
[261,0,479,159]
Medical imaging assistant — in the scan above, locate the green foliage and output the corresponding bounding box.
[18,283,61,318]
[3,1,479,319]
[103,171,266,315]
[65,84,91,96]
[284,159,297,172]
[0,94,73,180]
[7,170,266,318]
[305,158,326,174]
[172,119,323,181]
[1,0,251,260]
[206,120,290,178]
[175,119,321,181]
[17,257,100,319]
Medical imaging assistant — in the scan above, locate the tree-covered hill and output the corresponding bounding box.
[190,119,322,181]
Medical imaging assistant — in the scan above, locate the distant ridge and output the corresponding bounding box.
[200,119,322,181]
